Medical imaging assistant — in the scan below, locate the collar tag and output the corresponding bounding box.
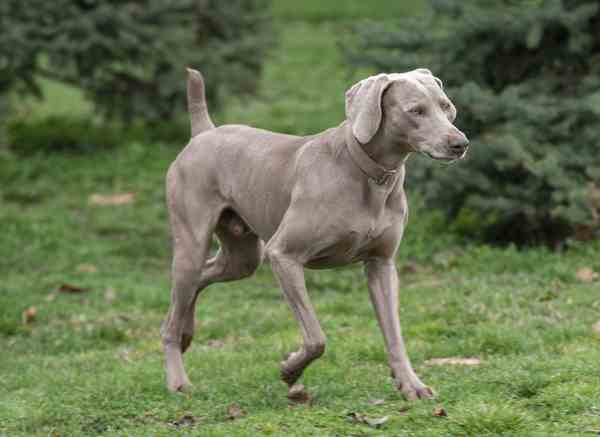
[372,169,397,186]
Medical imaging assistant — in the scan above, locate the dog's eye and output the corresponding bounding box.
[409,106,426,116]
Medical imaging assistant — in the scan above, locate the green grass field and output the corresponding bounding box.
[2,1,600,436]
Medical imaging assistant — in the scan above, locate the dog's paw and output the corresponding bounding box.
[395,377,435,401]
[167,376,194,393]
[400,384,435,401]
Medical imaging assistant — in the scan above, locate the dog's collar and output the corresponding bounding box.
[345,124,398,186]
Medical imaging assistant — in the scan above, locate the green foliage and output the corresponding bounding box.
[0,94,9,147]
[6,115,191,155]
[272,0,427,22]
[7,116,121,154]
[0,0,272,123]
[349,0,600,244]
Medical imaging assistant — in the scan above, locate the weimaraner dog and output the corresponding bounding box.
[161,68,469,400]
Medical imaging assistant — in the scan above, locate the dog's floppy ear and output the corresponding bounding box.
[415,68,433,76]
[345,74,393,144]
[415,68,443,90]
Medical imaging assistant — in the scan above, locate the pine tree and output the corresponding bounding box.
[0,0,272,123]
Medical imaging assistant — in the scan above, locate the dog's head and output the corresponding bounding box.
[345,69,469,162]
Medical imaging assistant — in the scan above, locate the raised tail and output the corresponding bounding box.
[186,68,215,137]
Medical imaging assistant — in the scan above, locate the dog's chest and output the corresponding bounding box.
[306,187,406,268]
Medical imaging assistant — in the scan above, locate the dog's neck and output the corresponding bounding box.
[344,122,410,187]
[362,126,412,170]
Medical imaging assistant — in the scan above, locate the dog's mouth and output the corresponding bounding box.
[420,147,468,164]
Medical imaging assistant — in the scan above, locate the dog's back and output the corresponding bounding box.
[175,69,340,240]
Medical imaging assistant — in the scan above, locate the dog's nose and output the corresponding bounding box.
[448,132,469,153]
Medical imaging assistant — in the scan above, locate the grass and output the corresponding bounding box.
[14,77,93,121]
[2,0,600,435]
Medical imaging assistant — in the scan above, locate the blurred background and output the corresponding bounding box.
[1,1,600,435]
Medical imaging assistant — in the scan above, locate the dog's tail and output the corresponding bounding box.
[186,68,215,137]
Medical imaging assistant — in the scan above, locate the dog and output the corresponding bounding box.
[160,68,469,400]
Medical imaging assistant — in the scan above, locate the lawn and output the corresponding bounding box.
[2,1,600,436]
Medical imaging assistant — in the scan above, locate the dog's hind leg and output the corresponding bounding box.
[179,210,263,354]
[162,220,215,391]
[161,167,220,392]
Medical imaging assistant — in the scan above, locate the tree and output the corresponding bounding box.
[0,0,273,123]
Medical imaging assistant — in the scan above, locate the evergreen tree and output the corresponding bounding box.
[0,0,272,123]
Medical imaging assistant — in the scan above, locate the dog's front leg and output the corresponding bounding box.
[365,258,434,400]
[267,247,326,389]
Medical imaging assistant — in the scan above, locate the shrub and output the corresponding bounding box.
[6,116,121,154]
[6,115,195,155]
[348,0,600,245]
[0,0,272,123]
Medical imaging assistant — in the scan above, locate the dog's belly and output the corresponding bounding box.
[304,226,390,269]
[305,247,367,269]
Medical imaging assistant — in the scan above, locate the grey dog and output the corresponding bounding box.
[161,68,469,400]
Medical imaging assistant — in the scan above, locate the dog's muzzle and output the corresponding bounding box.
[447,135,469,158]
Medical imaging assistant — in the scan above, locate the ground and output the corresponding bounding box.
[1,1,600,436]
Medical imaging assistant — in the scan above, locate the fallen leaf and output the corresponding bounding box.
[425,357,482,366]
[365,416,389,428]
[206,339,225,348]
[576,267,599,283]
[104,287,117,303]
[347,412,388,428]
[288,384,311,404]
[367,398,385,406]
[227,403,247,420]
[398,405,411,415]
[171,414,196,428]
[401,261,419,274]
[347,412,366,422]
[433,407,448,417]
[119,347,132,363]
[77,264,98,273]
[592,321,600,335]
[22,306,37,324]
[58,283,90,293]
[89,192,136,206]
